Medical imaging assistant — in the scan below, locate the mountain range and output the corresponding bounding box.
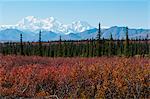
[0,16,150,42]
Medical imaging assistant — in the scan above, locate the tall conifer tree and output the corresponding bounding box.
[20,33,24,55]
[124,27,129,56]
[39,30,42,56]
[96,22,101,56]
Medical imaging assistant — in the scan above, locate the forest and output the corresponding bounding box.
[0,23,149,57]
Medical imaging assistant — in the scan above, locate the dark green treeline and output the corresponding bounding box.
[0,23,149,57]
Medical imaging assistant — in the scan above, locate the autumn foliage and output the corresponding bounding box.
[0,55,149,98]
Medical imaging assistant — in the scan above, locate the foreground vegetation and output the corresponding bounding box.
[0,55,149,98]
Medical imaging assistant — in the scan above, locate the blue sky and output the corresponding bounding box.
[0,0,149,29]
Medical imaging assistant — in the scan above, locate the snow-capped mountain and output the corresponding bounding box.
[0,16,150,41]
[0,16,93,34]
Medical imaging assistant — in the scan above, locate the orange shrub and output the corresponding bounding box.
[0,55,149,98]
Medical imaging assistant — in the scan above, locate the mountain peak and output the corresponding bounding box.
[24,16,36,20]
[45,17,55,22]
[70,20,92,33]
[2,16,93,34]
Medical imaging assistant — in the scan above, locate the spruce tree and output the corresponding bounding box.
[86,39,90,57]
[109,33,113,56]
[97,23,101,41]
[145,34,149,55]
[124,27,129,56]
[58,35,62,57]
[96,22,101,56]
[20,33,24,55]
[39,30,42,56]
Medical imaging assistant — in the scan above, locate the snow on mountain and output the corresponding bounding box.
[0,25,18,31]
[67,21,92,34]
[0,16,150,41]
[13,16,93,34]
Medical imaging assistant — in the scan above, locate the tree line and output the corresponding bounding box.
[0,23,149,57]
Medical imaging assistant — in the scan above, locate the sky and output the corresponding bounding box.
[0,0,149,29]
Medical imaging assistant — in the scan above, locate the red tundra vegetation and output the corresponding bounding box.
[0,55,149,98]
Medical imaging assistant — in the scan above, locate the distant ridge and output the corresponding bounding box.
[0,16,149,41]
[0,26,149,42]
